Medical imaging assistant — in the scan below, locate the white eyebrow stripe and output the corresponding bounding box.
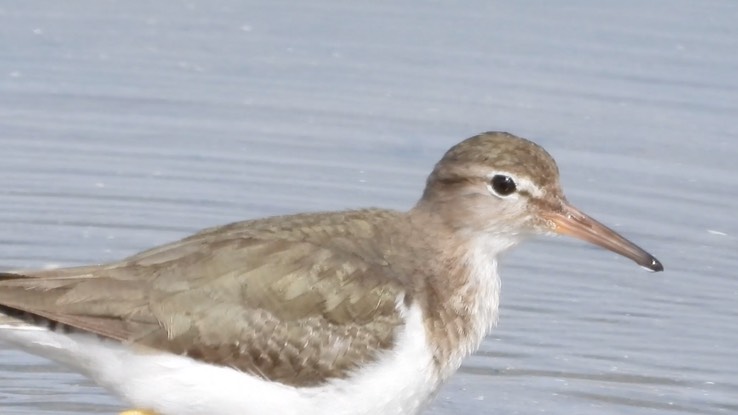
[486,171,544,198]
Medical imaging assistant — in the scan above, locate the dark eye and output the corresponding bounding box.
[490,174,517,196]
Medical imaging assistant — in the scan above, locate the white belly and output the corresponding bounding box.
[0,303,439,415]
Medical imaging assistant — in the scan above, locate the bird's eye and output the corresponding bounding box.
[489,174,517,197]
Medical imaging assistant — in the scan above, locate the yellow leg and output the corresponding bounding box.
[119,410,158,415]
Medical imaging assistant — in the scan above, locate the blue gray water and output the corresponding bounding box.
[0,1,736,414]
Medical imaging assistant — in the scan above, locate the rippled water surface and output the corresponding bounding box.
[1,1,736,414]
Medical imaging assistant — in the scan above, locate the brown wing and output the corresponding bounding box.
[0,210,407,387]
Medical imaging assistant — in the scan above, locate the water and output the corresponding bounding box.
[0,1,736,414]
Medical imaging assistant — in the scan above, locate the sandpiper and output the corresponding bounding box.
[0,132,662,415]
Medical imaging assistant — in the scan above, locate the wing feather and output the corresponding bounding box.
[0,210,407,386]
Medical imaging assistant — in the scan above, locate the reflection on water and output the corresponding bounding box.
[1,0,736,414]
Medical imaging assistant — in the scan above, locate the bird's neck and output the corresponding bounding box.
[403,208,518,380]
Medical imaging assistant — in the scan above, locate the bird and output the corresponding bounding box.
[0,131,663,415]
